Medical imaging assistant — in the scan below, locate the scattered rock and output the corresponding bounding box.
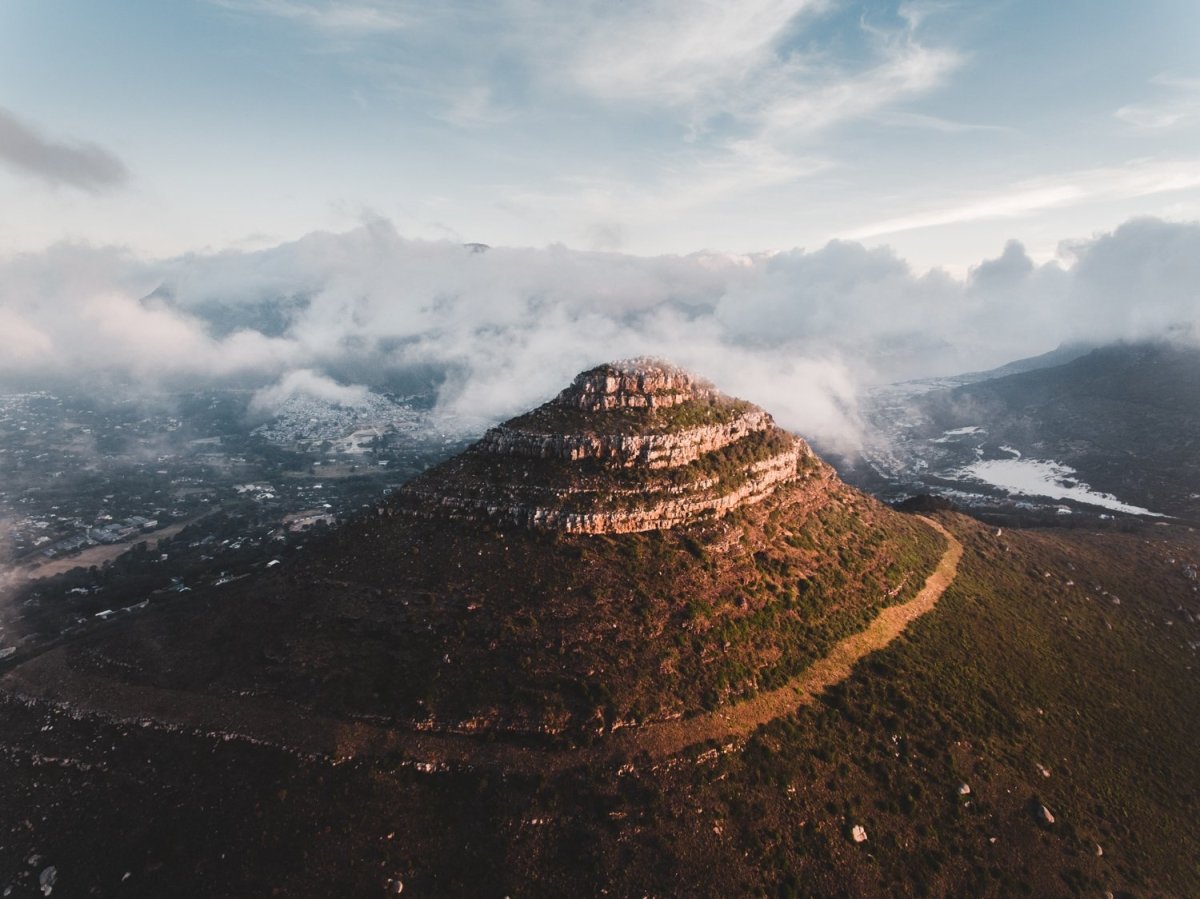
[851,824,868,843]
[386,877,404,894]
[1095,843,1104,857]
[1035,804,1055,825]
[957,783,971,796]
[38,866,57,896]
[1036,763,1051,778]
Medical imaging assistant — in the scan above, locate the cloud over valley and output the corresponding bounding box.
[0,217,1197,451]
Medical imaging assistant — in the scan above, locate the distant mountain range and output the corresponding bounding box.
[848,340,1200,521]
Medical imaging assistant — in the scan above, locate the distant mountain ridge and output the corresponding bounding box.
[852,340,1200,519]
[959,341,1097,382]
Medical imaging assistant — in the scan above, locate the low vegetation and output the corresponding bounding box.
[4,513,1196,897]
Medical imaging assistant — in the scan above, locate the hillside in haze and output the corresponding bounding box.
[1,361,1198,897]
[852,341,1200,522]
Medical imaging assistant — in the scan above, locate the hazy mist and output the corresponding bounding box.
[1,216,1196,451]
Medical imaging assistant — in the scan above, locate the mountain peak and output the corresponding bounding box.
[399,360,823,533]
[557,357,716,412]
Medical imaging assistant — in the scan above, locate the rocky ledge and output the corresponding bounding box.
[560,358,717,411]
[399,359,826,533]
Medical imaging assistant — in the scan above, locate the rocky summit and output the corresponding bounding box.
[400,358,817,533]
[0,360,951,748]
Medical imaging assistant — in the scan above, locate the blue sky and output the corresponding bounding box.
[2,0,1199,271]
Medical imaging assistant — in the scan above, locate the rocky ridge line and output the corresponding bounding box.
[477,408,773,469]
[400,359,819,534]
[562,357,717,411]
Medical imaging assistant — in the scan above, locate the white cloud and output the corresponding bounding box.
[0,309,52,369]
[841,157,1200,239]
[873,110,1010,134]
[1115,73,1200,131]
[213,0,411,32]
[757,40,961,140]
[2,216,1196,450]
[560,0,824,108]
[1060,217,1200,342]
[250,368,371,414]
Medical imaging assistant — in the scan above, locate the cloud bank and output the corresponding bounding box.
[0,216,1196,451]
[0,107,129,192]
[249,368,372,416]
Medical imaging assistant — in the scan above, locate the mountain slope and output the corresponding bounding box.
[2,360,944,745]
[1,511,1197,897]
[855,341,1200,519]
[1,360,1197,897]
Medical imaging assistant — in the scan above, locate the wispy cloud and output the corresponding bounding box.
[1115,73,1200,131]
[535,0,961,147]
[434,84,514,129]
[493,143,832,244]
[500,3,963,228]
[841,157,1200,239]
[560,0,826,108]
[212,0,411,32]
[874,110,1009,134]
[755,40,961,140]
[0,107,128,192]
[215,0,961,150]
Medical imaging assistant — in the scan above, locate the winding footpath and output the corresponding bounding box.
[607,515,962,760]
[2,517,963,772]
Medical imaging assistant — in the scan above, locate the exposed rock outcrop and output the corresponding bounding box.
[400,358,822,533]
[477,408,773,469]
[558,359,717,411]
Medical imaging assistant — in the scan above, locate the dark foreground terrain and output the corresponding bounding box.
[2,510,1198,897]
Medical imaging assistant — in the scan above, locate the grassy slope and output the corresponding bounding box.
[61,478,942,741]
[1,514,1197,896]
[543,512,1200,897]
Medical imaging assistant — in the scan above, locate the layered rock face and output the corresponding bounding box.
[401,359,823,533]
[563,361,716,411]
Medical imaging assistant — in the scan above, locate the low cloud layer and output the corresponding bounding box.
[0,216,1196,451]
[0,107,129,192]
[249,368,371,417]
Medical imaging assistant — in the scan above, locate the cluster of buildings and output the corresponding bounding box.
[38,515,162,558]
[252,391,426,451]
